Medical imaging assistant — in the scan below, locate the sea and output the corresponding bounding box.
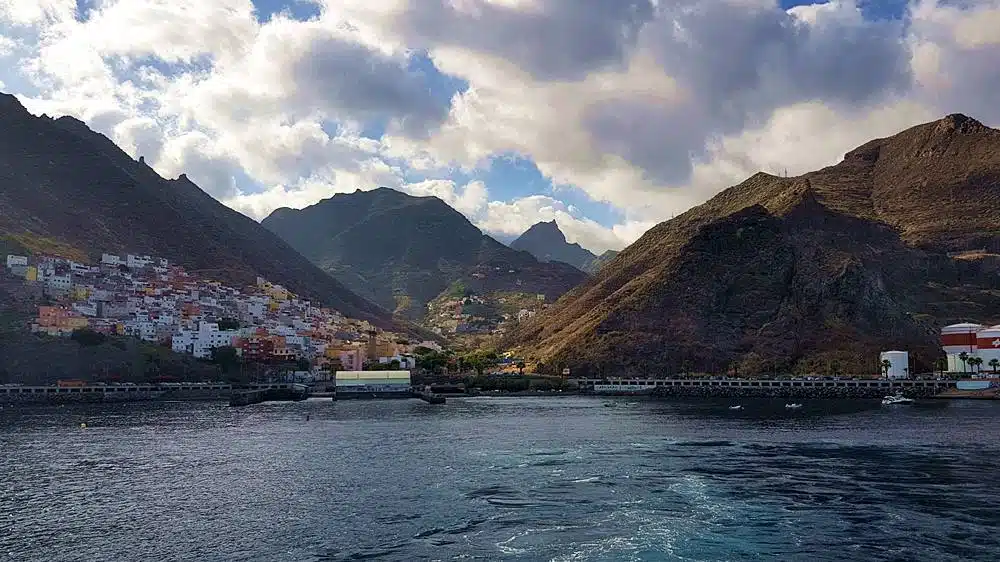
[1,396,999,561]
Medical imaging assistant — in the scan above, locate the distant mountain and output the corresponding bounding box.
[262,188,588,321]
[510,221,597,272]
[0,92,397,330]
[507,114,1000,377]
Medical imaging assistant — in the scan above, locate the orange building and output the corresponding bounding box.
[36,306,89,335]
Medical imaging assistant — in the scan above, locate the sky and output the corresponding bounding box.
[0,1,997,254]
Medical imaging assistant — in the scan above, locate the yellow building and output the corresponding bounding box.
[62,317,89,330]
[267,286,289,301]
[72,287,90,301]
[25,266,37,282]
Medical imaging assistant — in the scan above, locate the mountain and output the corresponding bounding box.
[507,114,1000,377]
[0,92,398,330]
[510,221,597,272]
[261,188,588,320]
[587,250,620,273]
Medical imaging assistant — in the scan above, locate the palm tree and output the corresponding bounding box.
[990,358,1000,375]
[971,357,984,374]
[936,358,948,376]
[881,359,892,379]
[959,352,969,374]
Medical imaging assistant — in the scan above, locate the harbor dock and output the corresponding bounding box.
[574,377,965,399]
[415,389,446,404]
[229,384,310,407]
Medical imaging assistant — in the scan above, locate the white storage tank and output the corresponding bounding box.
[879,351,909,379]
[941,323,981,353]
[942,323,982,373]
[975,326,1000,372]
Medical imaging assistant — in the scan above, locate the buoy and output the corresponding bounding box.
[80,422,87,429]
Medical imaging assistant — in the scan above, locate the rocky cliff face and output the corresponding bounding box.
[262,188,587,320]
[510,221,597,272]
[507,115,1000,376]
[0,92,398,329]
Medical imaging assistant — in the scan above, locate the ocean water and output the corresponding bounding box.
[1,397,999,561]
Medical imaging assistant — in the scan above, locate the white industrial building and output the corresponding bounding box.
[975,326,1000,370]
[879,351,909,379]
[335,371,412,398]
[940,323,1000,374]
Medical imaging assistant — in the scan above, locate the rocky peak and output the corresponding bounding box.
[934,113,988,136]
[0,92,25,113]
[511,220,596,273]
[519,220,568,244]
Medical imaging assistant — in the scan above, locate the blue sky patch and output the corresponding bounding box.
[253,0,322,23]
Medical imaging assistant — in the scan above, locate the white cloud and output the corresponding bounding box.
[0,0,997,258]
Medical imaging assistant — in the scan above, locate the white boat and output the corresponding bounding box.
[785,403,802,409]
[729,405,743,410]
[881,394,914,406]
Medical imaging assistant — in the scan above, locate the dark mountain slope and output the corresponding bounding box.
[262,188,587,320]
[0,92,396,329]
[507,115,1000,376]
[586,250,619,273]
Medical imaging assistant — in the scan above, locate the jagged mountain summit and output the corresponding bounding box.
[510,220,598,272]
[507,114,1000,376]
[261,188,587,321]
[0,92,398,329]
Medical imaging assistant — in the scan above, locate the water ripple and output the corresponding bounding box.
[2,398,1000,561]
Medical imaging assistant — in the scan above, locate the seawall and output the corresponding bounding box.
[574,378,957,399]
[230,385,309,407]
[0,383,307,404]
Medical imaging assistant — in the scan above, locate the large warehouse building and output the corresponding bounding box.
[334,371,412,399]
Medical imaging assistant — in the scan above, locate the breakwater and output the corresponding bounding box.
[575,378,958,399]
[230,384,309,407]
[0,383,307,404]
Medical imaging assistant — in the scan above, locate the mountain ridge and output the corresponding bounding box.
[262,188,588,321]
[507,114,1000,376]
[0,92,401,330]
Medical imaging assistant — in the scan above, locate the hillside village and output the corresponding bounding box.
[3,251,442,378]
[424,280,546,337]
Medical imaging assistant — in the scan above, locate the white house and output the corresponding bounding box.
[46,274,72,292]
[6,255,27,268]
[124,319,157,341]
[378,355,416,369]
[101,253,122,265]
[69,261,93,275]
[72,303,98,317]
[126,254,154,269]
[171,321,239,359]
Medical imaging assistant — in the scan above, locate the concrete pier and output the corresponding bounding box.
[415,390,446,404]
[229,384,309,407]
